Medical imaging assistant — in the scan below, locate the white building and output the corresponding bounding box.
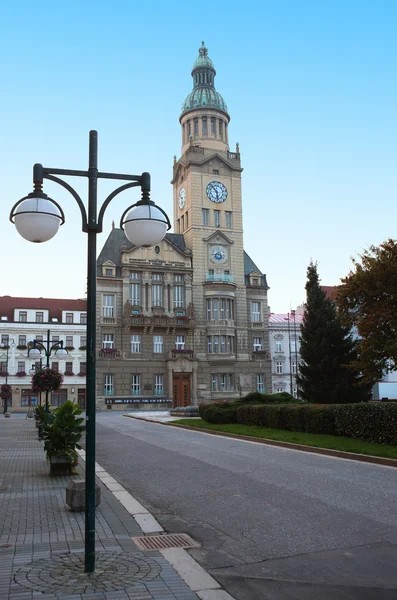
[268,312,303,397]
[0,296,87,412]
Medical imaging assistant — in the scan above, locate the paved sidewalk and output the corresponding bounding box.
[0,417,226,600]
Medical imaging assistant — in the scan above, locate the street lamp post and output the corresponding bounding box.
[28,331,68,412]
[10,130,170,574]
[0,335,15,414]
[29,358,43,406]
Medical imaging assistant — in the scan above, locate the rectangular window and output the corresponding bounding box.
[66,336,73,347]
[251,302,261,322]
[213,169,219,175]
[66,313,73,324]
[130,272,141,280]
[65,362,73,373]
[174,283,184,308]
[202,208,209,226]
[102,334,114,349]
[79,362,86,375]
[211,374,233,391]
[276,361,283,374]
[155,374,164,395]
[36,335,43,342]
[253,337,263,351]
[130,335,141,353]
[206,299,211,320]
[202,117,207,135]
[102,296,114,317]
[194,118,198,134]
[19,311,27,322]
[214,210,220,227]
[175,335,185,349]
[257,374,265,393]
[152,283,163,307]
[219,120,223,138]
[181,215,184,231]
[186,211,189,229]
[80,336,87,347]
[187,120,191,136]
[18,361,25,373]
[52,335,59,343]
[36,312,44,323]
[130,282,141,305]
[18,335,26,346]
[0,361,7,373]
[1,335,8,346]
[80,313,87,324]
[225,211,232,229]
[131,374,140,395]
[104,374,114,395]
[275,340,283,352]
[211,117,216,134]
[292,361,297,374]
[153,335,163,353]
[51,362,59,372]
[290,339,296,353]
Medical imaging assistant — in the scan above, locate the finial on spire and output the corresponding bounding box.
[173,155,177,164]
[112,220,115,230]
[202,41,205,46]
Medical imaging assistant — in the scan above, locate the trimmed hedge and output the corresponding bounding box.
[235,403,397,445]
[198,392,297,424]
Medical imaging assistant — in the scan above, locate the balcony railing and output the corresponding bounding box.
[170,349,194,359]
[126,315,195,328]
[98,349,121,358]
[104,389,114,396]
[101,316,117,324]
[205,273,235,284]
[252,351,270,360]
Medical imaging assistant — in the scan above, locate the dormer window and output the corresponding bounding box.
[102,264,116,277]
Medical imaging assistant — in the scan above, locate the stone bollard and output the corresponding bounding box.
[66,480,101,511]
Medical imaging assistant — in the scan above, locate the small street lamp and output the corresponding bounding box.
[27,331,68,412]
[10,130,171,574]
[0,335,15,415]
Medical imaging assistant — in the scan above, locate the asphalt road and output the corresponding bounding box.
[94,412,397,599]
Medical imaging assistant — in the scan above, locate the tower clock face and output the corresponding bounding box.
[206,181,228,203]
[178,187,186,209]
[210,246,228,264]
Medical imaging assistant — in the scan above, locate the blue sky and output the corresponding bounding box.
[1,0,396,312]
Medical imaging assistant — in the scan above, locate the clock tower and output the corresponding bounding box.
[171,42,270,403]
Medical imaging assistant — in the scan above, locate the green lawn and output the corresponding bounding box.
[171,419,397,460]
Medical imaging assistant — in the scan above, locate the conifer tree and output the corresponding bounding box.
[297,262,369,403]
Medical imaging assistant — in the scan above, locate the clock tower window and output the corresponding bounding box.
[202,117,207,135]
[226,211,232,228]
[214,210,220,227]
[202,208,209,226]
[211,118,216,134]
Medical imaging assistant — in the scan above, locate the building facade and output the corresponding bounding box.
[268,312,303,397]
[96,43,271,409]
[0,296,87,412]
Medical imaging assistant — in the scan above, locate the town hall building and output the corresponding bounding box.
[96,43,271,409]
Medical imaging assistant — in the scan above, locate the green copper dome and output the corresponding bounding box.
[181,42,229,118]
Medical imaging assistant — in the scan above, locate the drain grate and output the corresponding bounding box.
[131,533,200,551]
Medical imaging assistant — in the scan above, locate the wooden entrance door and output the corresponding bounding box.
[172,374,191,407]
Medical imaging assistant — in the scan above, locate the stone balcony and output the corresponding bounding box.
[100,316,118,326]
[251,351,271,360]
[205,273,236,285]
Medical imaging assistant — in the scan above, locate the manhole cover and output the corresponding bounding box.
[131,533,200,551]
[14,551,161,594]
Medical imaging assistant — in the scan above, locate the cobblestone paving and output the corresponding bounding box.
[0,418,198,600]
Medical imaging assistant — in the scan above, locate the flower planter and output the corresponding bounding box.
[49,455,73,476]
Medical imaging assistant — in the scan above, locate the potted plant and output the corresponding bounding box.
[43,401,85,476]
[32,368,63,393]
[34,404,47,437]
